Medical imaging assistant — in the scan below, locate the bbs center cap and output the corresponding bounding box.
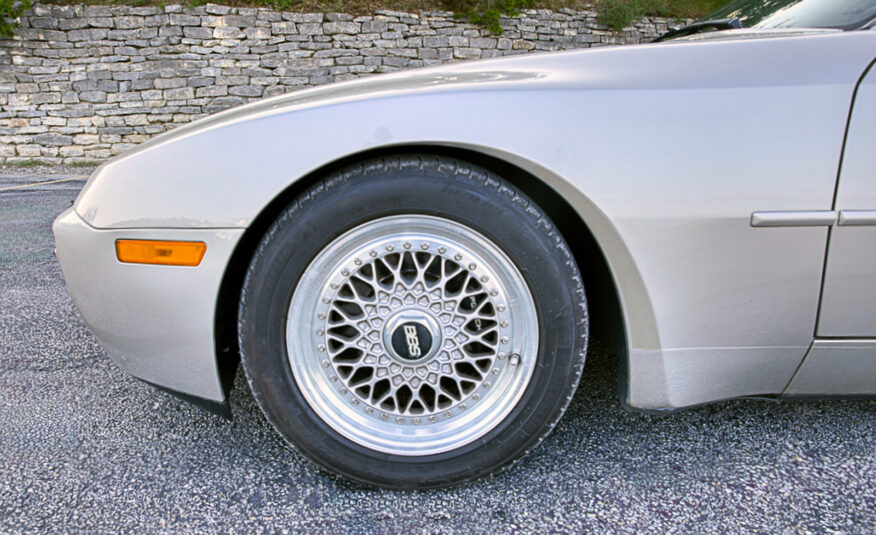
[384,312,442,364]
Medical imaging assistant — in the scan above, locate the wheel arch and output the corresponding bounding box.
[214,144,656,409]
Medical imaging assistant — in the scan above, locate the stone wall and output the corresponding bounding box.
[0,4,684,164]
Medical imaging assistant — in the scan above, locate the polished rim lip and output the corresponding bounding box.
[286,215,538,456]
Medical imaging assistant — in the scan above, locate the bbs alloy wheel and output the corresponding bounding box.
[239,156,588,488]
[288,215,538,455]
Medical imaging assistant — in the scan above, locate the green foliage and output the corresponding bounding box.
[266,0,300,11]
[596,0,729,30]
[0,0,31,38]
[0,0,729,38]
[9,159,42,167]
[445,0,535,34]
[598,0,643,30]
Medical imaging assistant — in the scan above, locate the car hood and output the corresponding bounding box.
[75,30,876,231]
[120,55,555,160]
[115,30,869,161]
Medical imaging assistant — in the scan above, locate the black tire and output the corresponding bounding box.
[238,155,588,489]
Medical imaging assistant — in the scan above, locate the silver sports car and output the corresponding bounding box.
[54,0,876,488]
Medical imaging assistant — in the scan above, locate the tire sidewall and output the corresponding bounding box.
[239,159,586,488]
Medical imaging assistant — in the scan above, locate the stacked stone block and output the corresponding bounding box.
[0,4,684,164]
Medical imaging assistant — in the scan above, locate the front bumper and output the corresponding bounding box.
[53,208,245,402]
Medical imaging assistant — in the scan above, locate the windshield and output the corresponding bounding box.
[702,0,876,30]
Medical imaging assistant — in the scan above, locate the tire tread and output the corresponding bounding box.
[238,154,588,488]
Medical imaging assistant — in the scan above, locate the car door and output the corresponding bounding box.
[786,60,876,395]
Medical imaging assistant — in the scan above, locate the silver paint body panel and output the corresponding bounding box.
[55,32,876,407]
[53,208,244,401]
[786,340,876,395]
[817,66,876,337]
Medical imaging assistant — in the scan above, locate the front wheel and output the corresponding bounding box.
[238,155,588,488]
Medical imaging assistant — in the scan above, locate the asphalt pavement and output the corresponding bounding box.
[1,169,874,534]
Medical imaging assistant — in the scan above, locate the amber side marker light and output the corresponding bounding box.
[115,239,206,267]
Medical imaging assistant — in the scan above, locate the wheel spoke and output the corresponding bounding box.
[321,244,505,417]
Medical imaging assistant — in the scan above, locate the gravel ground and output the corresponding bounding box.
[1,170,874,534]
[0,165,97,177]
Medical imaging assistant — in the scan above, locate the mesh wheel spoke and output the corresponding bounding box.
[320,245,503,417]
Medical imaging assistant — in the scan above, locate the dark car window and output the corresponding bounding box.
[703,0,876,30]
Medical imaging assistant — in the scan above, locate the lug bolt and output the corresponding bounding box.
[497,304,505,312]
[322,297,330,304]
[445,411,452,418]
[380,412,388,419]
[365,407,374,413]
[330,375,337,382]
[330,283,338,290]
[354,258,362,265]
[469,263,476,271]
[370,250,378,257]
[492,368,499,375]
[321,360,329,367]
[403,242,412,249]
[460,403,467,410]
[351,399,359,405]
[386,244,394,252]
[438,247,446,254]
[413,417,421,424]
[500,321,508,328]
[340,388,347,395]
[316,329,324,336]
[472,393,480,400]
[421,243,429,250]
[341,269,349,276]
[429,415,436,422]
[317,344,326,352]
[318,313,326,320]
[396,416,405,424]
[454,254,462,261]
[501,337,509,344]
[480,276,488,283]
[498,352,506,360]
[490,289,499,297]
[484,382,491,389]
